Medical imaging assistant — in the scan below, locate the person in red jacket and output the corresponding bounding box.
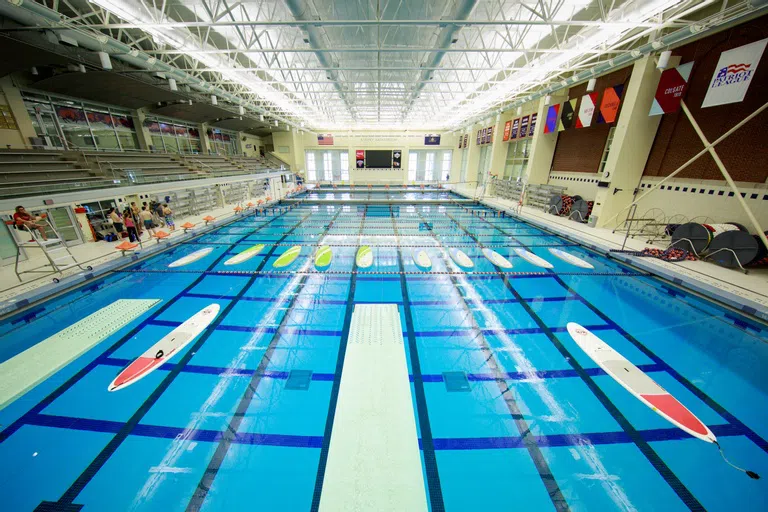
[13,206,48,240]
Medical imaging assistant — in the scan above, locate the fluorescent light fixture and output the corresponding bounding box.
[586,78,597,92]
[274,120,279,127]
[544,95,552,104]
[168,78,177,91]
[97,51,112,70]
[78,64,86,73]
[30,67,38,76]
[657,50,672,70]
[259,115,265,122]
[238,105,245,115]
[211,95,218,106]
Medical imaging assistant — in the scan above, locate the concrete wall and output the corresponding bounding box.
[240,133,264,157]
[0,76,36,149]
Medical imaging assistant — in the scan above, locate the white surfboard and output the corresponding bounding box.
[168,247,214,268]
[412,249,432,271]
[567,323,715,443]
[482,248,512,269]
[223,244,265,266]
[513,248,553,269]
[108,304,220,391]
[449,248,474,269]
[356,246,373,269]
[548,248,594,269]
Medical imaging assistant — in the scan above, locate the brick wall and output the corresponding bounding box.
[644,15,768,183]
[550,66,632,174]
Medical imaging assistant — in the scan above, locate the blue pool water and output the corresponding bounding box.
[1,198,767,511]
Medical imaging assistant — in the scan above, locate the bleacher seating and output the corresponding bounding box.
[86,152,204,182]
[0,150,109,197]
[229,156,271,172]
[186,155,245,175]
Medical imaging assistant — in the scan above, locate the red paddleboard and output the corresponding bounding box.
[108,304,220,391]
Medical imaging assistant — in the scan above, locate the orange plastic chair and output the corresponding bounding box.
[181,222,195,232]
[234,206,244,213]
[154,231,170,242]
[246,202,255,208]
[202,216,215,225]
[115,241,138,256]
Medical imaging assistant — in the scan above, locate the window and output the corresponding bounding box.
[598,127,617,176]
[323,152,333,181]
[409,150,453,182]
[441,152,452,181]
[408,152,417,182]
[503,138,531,181]
[144,117,201,154]
[306,153,317,181]
[340,152,349,181]
[305,149,348,182]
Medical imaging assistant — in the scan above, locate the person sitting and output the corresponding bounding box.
[13,206,48,241]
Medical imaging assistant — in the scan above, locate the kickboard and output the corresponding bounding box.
[224,244,265,266]
[513,248,553,269]
[356,246,373,268]
[109,304,220,391]
[315,245,333,269]
[548,248,594,269]
[273,245,302,268]
[412,249,432,271]
[567,323,715,443]
[448,248,474,269]
[482,248,513,269]
[169,247,214,268]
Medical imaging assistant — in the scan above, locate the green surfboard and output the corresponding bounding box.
[273,245,301,268]
[356,246,373,268]
[224,244,265,266]
[315,245,333,270]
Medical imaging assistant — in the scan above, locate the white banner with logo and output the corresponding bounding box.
[702,38,767,108]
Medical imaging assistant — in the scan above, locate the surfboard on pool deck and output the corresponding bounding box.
[567,322,715,443]
[412,248,432,271]
[513,248,553,269]
[356,246,373,268]
[548,248,594,269]
[108,304,220,392]
[223,244,265,266]
[482,248,512,269]
[315,245,333,270]
[449,248,474,269]
[168,247,213,268]
[273,245,301,268]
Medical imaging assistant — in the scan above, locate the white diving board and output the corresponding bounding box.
[0,298,161,410]
[319,303,428,512]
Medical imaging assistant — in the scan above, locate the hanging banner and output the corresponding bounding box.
[528,113,537,137]
[597,85,624,124]
[458,135,463,149]
[649,62,693,116]
[463,134,468,148]
[356,149,365,168]
[425,134,441,145]
[488,126,494,143]
[702,38,767,108]
[483,128,490,144]
[476,130,481,145]
[393,150,402,168]
[317,134,334,145]
[503,120,512,141]
[558,98,577,131]
[544,104,560,134]
[576,92,598,128]
[519,115,530,138]
[510,118,520,139]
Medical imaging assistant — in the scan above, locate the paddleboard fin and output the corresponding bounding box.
[715,441,760,479]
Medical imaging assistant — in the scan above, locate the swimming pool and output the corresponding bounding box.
[0,199,766,511]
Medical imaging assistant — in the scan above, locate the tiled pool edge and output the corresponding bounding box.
[0,199,291,319]
[452,190,768,323]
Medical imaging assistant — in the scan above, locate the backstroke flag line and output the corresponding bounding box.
[702,38,767,108]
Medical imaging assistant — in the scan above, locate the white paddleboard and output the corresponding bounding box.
[108,304,220,391]
[567,323,715,443]
[482,248,512,269]
[449,248,474,269]
[223,244,265,266]
[412,249,432,271]
[169,247,214,268]
[513,248,553,269]
[548,248,594,269]
[356,246,373,269]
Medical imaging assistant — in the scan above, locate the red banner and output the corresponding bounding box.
[356,149,365,168]
[503,120,512,141]
[650,62,693,115]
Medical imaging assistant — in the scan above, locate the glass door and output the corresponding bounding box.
[38,207,82,245]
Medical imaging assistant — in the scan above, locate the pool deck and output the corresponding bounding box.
[450,184,768,321]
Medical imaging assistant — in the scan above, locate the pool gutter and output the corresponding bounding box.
[451,190,768,323]
[0,198,293,320]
